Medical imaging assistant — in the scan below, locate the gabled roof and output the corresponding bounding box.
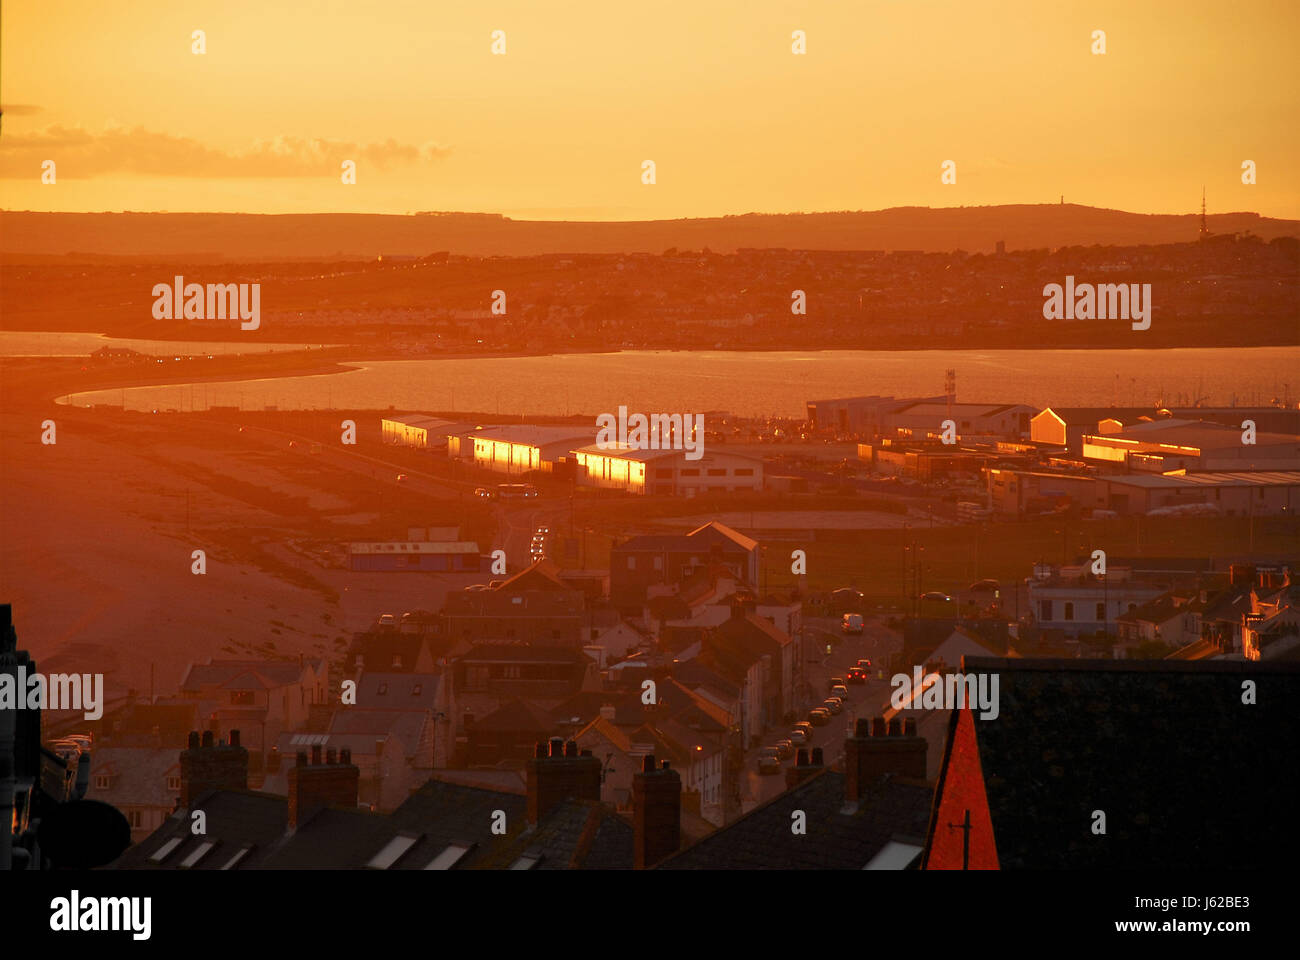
[657,769,931,870]
[687,521,758,553]
[471,698,559,735]
[942,657,1300,869]
[181,659,319,692]
[86,748,180,808]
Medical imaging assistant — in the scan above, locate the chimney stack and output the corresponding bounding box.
[633,754,681,869]
[287,744,360,830]
[844,716,927,805]
[784,747,825,791]
[179,728,249,809]
[526,739,601,825]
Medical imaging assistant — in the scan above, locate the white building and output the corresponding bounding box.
[573,443,763,496]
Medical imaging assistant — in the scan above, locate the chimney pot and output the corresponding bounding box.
[548,737,565,758]
[188,731,200,749]
[564,740,578,758]
[296,751,308,767]
[201,730,214,748]
[903,717,918,737]
[340,748,351,764]
[642,755,655,773]
[796,748,809,766]
[887,718,902,737]
[535,742,547,758]
[326,748,337,765]
[871,717,887,737]
[230,729,240,748]
[311,744,322,765]
[811,747,824,766]
[854,718,870,738]
[661,760,670,771]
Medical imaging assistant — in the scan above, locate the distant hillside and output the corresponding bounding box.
[3,206,1298,259]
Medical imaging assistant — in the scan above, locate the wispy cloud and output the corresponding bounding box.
[1,104,44,116]
[0,124,451,179]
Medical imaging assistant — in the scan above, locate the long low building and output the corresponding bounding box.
[573,443,763,496]
[470,425,596,475]
[987,466,1300,517]
[348,540,483,572]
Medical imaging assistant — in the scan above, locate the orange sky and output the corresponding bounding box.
[2,0,1297,220]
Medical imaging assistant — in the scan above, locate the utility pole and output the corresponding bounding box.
[948,809,973,869]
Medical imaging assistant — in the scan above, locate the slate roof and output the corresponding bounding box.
[940,657,1300,869]
[180,659,319,692]
[86,748,179,808]
[472,698,559,735]
[657,768,932,870]
[111,790,289,870]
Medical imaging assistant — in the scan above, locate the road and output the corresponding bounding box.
[738,614,903,811]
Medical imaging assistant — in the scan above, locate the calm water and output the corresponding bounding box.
[0,330,333,357]
[57,347,1299,417]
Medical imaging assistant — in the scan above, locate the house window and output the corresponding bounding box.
[734,468,754,476]
[167,775,181,791]
[1064,602,1074,621]
[128,810,144,829]
[627,556,635,569]
[411,683,422,696]
[707,468,726,477]
[1039,599,1053,620]
[94,774,111,790]
[230,690,254,705]
[653,556,663,571]
[377,682,389,695]
[654,468,673,478]
[681,469,699,477]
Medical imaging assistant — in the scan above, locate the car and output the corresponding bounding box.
[488,580,505,589]
[788,728,809,746]
[464,584,490,592]
[474,487,496,499]
[856,658,873,670]
[773,739,794,760]
[920,591,954,603]
[830,684,850,701]
[841,613,865,634]
[846,667,868,683]
[535,526,550,535]
[808,708,831,726]
[396,474,409,483]
[829,676,846,690]
[794,720,814,737]
[969,579,1001,593]
[822,698,843,715]
[758,753,782,775]
[378,613,397,628]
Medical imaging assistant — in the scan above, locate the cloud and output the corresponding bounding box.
[1,104,44,116]
[0,124,451,179]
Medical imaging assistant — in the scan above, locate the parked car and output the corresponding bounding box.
[396,474,409,483]
[808,708,831,726]
[794,721,814,738]
[830,684,850,701]
[474,487,496,499]
[823,698,843,715]
[788,728,809,746]
[829,676,846,690]
[920,591,954,603]
[378,613,397,628]
[969,579,1000,593]
[773,739,794,760]
[841,613,865,634]
[758,752,782,775]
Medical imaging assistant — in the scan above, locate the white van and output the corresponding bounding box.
[841,613,864,635]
